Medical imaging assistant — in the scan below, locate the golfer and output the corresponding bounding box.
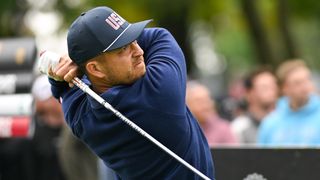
[47,6,214,179]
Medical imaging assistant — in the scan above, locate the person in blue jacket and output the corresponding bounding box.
[258,60,320,146]
[47,6,214,179]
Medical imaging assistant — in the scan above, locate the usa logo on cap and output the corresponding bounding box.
[67,6,151,65]
[105,12,125,30]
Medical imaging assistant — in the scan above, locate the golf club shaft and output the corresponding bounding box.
[72,77,211,180]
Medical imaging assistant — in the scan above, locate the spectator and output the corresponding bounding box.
[231,68,278,144]
[32,75,99,180]
[59,124,99,180]
[31,75,65,180]
[186,81,237,146]
[217,77,247,121]
[258,60,320,146]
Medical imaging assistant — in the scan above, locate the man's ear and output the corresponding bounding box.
[85,61,105,78]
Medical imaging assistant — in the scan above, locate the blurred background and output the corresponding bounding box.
[1,0,320,94]
[1,0,320,180]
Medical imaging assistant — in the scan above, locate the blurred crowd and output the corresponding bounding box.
[0,75,103,180]
[2,58,320,180]
[188,59,320,147]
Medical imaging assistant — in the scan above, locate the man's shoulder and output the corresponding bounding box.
[143,27,171,35]
[259,111,282,133]
[231,115,252,128]
[262,110,282,123]
[139,27,170,41]
[230,115,257,140]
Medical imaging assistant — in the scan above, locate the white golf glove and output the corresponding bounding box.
[38,51,63,81]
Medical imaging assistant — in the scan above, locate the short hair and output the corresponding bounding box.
[187,80,204,91]
[276,59,308,86]
[78,61,87,74]
[78,53,105,75]
[186,80,216,108]
[244,67,274,90]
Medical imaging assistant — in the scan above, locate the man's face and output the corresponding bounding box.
[282,67,314,103]
[186,85,215,124]
[96,40,146,86]
[247,72,278,110]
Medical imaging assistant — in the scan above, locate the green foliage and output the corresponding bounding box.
[290,0,320,17]
[215,28,255,74]
[0,0,29,36]
[1,0,319,73]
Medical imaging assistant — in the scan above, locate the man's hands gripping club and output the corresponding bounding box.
[38,51,211,180]
[39,51,80,87]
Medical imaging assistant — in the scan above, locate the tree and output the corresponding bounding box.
[0,0,29,36]
[240,0,275,66]
[240,0,301,67]
[277,0,299,60]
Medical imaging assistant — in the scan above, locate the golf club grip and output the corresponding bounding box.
[71,77,211,180]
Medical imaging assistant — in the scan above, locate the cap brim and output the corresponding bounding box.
[105,19,152,52]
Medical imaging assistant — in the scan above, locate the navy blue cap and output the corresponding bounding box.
[67,6,151,65]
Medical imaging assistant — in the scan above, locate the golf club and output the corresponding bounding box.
[71,77,211,180]
[39,51,211,180]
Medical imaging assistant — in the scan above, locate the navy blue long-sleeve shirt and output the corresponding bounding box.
[50,28,215,179]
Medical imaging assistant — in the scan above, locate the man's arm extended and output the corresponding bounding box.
[137,28,187,114]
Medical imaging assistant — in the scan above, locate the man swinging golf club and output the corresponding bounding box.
[41,6,215,179]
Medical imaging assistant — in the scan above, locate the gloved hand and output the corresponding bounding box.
[38,51,79,87]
